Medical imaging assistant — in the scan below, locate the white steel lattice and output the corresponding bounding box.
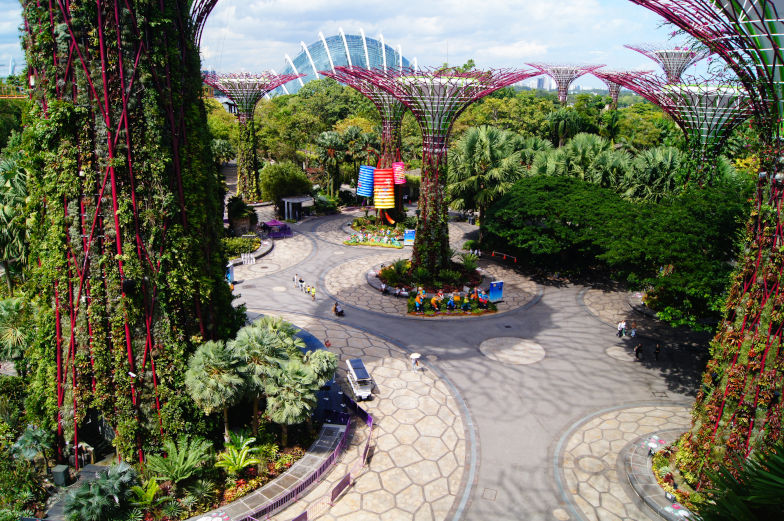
[625,43,711,82]
[526,63,604,104]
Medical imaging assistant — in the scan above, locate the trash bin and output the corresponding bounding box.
[52,464,70,486]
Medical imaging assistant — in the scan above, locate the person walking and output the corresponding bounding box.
[655,344,661,361]
[299,276,305,291]
[293,273,298,288]
[617,321,624,338]
[634,343,642,360]
[311,286,316,301]
[621,320,627,337]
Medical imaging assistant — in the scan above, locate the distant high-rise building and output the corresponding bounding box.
[8,57,14,76]
[537,77,545,90]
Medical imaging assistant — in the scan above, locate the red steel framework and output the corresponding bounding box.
[525,63,604,105]
[629,0,784,485]
[624,42,710,83]
[593,69,651,108]
[21,0,221,466]
[318,69,407,168]
[606,70,753,181]
[334,66,539,272]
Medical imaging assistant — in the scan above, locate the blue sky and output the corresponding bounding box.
[0,0,695,89]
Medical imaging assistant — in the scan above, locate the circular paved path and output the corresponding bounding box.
[231,211,707,521]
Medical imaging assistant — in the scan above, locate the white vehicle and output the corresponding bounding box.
[346,358,373,400]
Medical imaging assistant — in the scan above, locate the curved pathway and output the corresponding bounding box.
[231,211,707,521]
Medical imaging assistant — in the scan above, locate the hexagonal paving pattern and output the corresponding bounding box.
[560,405,690,521]
[479,337,546,365]
[234,232,312,279]
[246,311,468,521]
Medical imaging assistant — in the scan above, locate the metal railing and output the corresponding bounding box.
[245,395,374,521]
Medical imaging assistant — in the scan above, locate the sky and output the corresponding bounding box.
[0,0,694,89]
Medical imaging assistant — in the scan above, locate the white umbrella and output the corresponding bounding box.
[410,353,421,359]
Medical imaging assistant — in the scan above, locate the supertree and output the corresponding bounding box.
[593,69,651,108]
[525,63,604,105]
[203,72,303,201]
[607,71,753,182]
[20,0,241,465]
[629,0,784,490]
[319,68,408,217]
[625,43,710,83]
[335,66,539,273]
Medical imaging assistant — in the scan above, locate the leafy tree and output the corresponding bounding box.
[600,109,622,143]
[0,96,24,152]
[695,441,784,521]
[447,126,525,239]
[185,340,244,441]
[266,360,319,446]
[258,162,312,217]
[144,436,212,491]
[572,93,609,134]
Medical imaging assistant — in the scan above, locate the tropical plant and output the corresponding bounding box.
[315,130,346,197]
[589,149,632,189]
[561,133,611,180]
[185,340,244,441]
[12,424,51,473]
[266,360,319,446]
[695,441,784,521]
[64,463,137,521]
[184,479,217,506]
[231,323,288,435]
[546,107,582,147]
[0,153,28,295]
[215,444,262,477]
[144,436,212,491]
[252,316,306,358]
[0,298,33,376]
[259,162,312,216]
[447,126,524,242]
[303,350,338,387]
[623,146,683,201]
[459,252,479,271]
[128,479,171,509]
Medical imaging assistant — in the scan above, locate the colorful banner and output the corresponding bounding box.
[392,161,406,185]
[488,280,504,302]
[404,229,415,246]
[374,168,395,209]
[357,165,375,197]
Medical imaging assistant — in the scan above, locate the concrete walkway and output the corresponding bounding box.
[230,211,708,521]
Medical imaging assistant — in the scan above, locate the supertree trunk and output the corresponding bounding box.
[675,174,783,487]
[378,117,402,169]
[237,117,260,201]
[21,0,237,464]
[412,135,450,274]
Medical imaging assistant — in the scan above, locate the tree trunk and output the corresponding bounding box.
[411,136,450,275]
[223,407,230,443]
[2,261,13,296]
[252,396,259,436]
[281,423,288,447]
[478,206,485,244]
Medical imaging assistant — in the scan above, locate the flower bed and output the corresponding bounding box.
[406,291,497,316]
[344,217,404,248]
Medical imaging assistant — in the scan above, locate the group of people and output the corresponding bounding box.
[413,287,489,313]
[616,320,637,338]
[294,273,316,301]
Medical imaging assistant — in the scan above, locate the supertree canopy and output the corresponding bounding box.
[335,66,539,273]
[625,43,710,83]
[593,69,651,108]
[608,71,752,181]
[20,0,241,464]
[203,72,303,201]
[526,63,604,104]
[629,0,784,491]
[319,69,407,168]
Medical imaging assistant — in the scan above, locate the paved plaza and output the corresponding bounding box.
[230,212,708,521]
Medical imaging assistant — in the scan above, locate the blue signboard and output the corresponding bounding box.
[404,229,416,246]
[489,280,504,302]
[226,263,234,284]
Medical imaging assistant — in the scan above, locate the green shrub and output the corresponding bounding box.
[314,195,338,214]
[463,240,478,251]
[222,237,260,258]
[403,216,418,229]
[226,196,258,226]
[438,269,461,285]
[459,252,479,271]
[259,162,312,215]
[64,463,138,521]
[412,267,430,284]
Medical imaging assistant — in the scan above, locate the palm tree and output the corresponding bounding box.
[695,441,784,521]
[316,131,346,197]
[510,135,553,167]
[185,340,244,441]
[546,108,582,147]
[600,109,621,143]
[447,126,525,241]
[303,349,338,387]
[530,148,568,177]
[0,153,28,295]
[589,149,632,189]
[64,462,137,521]
[0,297,32,376]
[253,315,306,358]
[623,146,683,202]
[230,324,288,435]
[562,133,611,180]
[265,359,319,447]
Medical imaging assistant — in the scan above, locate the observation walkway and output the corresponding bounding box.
[0,85,27,99]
